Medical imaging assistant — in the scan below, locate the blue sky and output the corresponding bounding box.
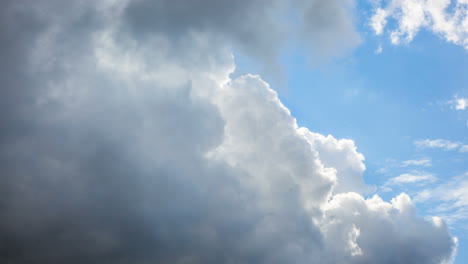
[237,1,468,262]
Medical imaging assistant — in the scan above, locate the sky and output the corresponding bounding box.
[0,0,467,263]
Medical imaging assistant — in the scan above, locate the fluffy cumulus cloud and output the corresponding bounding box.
[370,0,468,48]
[0,1,457,263]
[299,131,373,194]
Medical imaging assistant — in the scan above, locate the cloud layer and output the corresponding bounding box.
[0,1,457,263]
[415,139,468,152]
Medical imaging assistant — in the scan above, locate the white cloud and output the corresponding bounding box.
[369,8,388,35]
[0,1,457,263]
[322,192,457,263]
[402,158,432,167]
[370,0,468,49]
[299,131,375,194]
[381,172,437,192]
[415,139,463,151]
[460,145,468,152]
[375,44,383,54]
[415,173,468,228]
[448,95,468,110]
[389,173,437,184]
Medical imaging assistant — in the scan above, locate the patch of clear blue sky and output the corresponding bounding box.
[233,2,467,263]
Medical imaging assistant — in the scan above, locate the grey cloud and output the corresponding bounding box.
[123,0,361,74]
[298,0,361,60]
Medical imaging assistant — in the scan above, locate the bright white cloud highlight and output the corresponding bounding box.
[370,0,468,48]
[449,95,468,110]
[299,131,374,194]
[370,8,388,35]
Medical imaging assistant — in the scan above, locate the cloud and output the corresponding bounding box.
[402,158,432,167]
[461,145,468,152]
[375,44,383,54]
[389,173,437,184]
[370,0,468,49]
[415,139,463,151]
[297,0,361,59]
[415,173,468,228]
[415,139,468,153]
[299,131,374,194]
[370,7,388,35]
[0,1,456,263]
[380,171,437,192]
[323,193,457,264]
[448,95,468,110]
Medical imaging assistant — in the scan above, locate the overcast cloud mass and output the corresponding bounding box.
[0,1,458,263]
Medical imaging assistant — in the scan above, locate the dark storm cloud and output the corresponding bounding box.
[0,1,457,264]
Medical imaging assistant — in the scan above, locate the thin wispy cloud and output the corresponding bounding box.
[381,171,437,192]
[415,139,467,152]
[415,173,468,228]
[402,158,432,167]
[375,44,383,54]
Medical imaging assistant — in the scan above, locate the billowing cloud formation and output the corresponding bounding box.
[380,171,436,192]
[322,193,457,264]
[0,1,457,263]
[300,131,373,194]
[370,0,468,48]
